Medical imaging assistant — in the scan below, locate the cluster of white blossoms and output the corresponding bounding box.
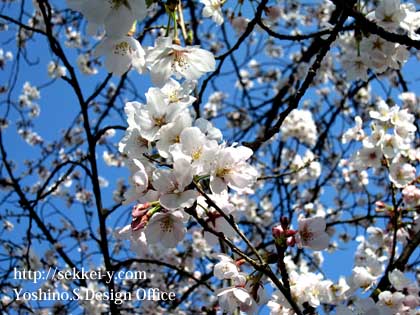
[56,1,420,315]
[267,225,420,315]
[47,61,67,78]
[118,77,259,247]
[343,97,418,188]
[67,0,217,78]
[339,0,420,81]
[0,48,13,69]
[200,0,224,25]
[198,213,332,314]
[18,82,41,118]
[213,254,268,314]
[339,229,420,315]
[65,0,148,75]
[106,39,258,251]
[267,254,350,314]
[282,149,322,185]
[19,82,40,108]
[76,53,99,75]
[66,1,257,254]
[203,91,227,118]
[280,109,318,146]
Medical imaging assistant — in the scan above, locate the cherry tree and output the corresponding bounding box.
[0,0,419,314]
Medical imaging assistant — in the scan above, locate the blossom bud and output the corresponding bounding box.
[375,201,386,212]
[131,203,152,231]
[272,224,296,247]
[280,216,289,230]
[272,225,285,239]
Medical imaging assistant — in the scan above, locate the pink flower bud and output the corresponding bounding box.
[272,225,285,239]
[131,203,152,231]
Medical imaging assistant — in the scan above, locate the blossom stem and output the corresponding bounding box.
[177,1,188,43]
[274,242,291,294]
[165,14,172,37]
[193,180,265,265]
[172,11,179,42]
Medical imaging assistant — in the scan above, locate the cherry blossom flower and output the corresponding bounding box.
[265,6,282,21]
[342,116,365,144]
[127,228,149,258]
[295,216,329,251]
[94,36,146,76]
[388,269,415,291]
[231,16,249,35]
[195,118,223,142]
[145,37,216,86]
[373,0,407,30]
[280,109,318,146]
[213,254,239,280]
[67,0,147,38]
[47,61,66,78]
[217,285,257,314]
[369,100,394,122]
[77,53,98,75]
[390,108,416,138]
[200,0,224,25]
[209,146,258,194]
[159,78,196,108]
[389,161,416,188]
[378,134,405,159]
[336,298,393,315]
[156,113,193,158]
[144,210,187,247]
[354,146,383,169]
[341,54,369,81]
[119,101,151,160]
[0,48,13,69]
[400,4,420,40]
[377,291,405,311]
[137,87,187,141]
[152,159,199,210]
[123,159,150,204]
[170,126,219,175]
[350,266,378,290]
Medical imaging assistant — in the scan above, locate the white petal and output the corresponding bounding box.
[160,190,199,210]
[210,176,227,194]
[105,7,135,38]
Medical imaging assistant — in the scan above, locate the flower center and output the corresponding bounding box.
[153,116,166,127]
[368,151,378,161]
[136,135,148,147]
[212,1,221,9]
[171,50,189,70]
[372,38,383,51]
[300,226,314,242]
[216,168,231,177]
[169,91,180,103]
[160,216,173,233]
[109,0,130,10]
[192,148,202,161]
[114,41,134,56]
[382,14,395,23]
[354,59,365,70]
